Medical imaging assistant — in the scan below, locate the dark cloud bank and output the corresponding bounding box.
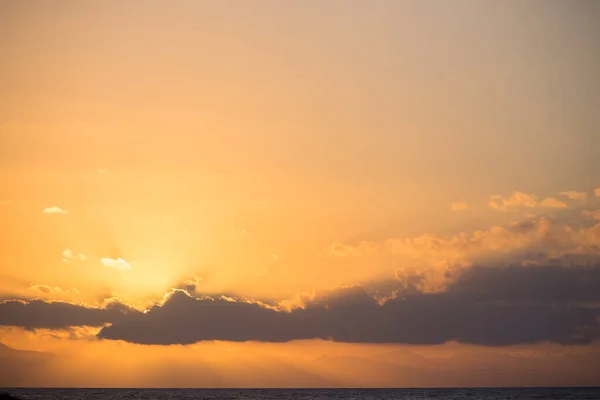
[2,266,600,346]
[0,299,141,330]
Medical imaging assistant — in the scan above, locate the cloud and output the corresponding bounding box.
[488,191,537,210]
[0,200,11,205]
[5,186,600,346]
[30,284,60,294]
[0,299,142,330]
[101,257,131,270]
[4,265,600,346]
[559,191,587,200]
[489,192,568,210]
[596,188,600,197]
[582,210,600,220]
[539,197,568,208]
[322,243,362,257]
[92,267,600,346]
[29,284,79,296]
[325,209,600,293]
[62,249,86,263]
[451,202,468,211]
[43,206,68,214]
[180,276,203,292]
[62,249,73,263]
[445,265,600,302]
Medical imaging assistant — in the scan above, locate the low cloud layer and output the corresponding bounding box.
[96,265,600,346]
[0,299,141,330]
[2,264,599,346]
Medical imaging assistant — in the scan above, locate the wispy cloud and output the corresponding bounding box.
[0,200,12,206]
[539,198,568,208]
[451,202,468,211]
[489,192,568,210]
[322,243,362,257]
[183,276,203,291]
[62,249,74,263]
[595,188,600,197]
[101,257,131,270]
[29,284,80,295]
[582,210,600,220]
[321,185,600,293]
[488,191,537,210]
[62,248,87,263]
[559,191,587,200]
[43,206,68,214]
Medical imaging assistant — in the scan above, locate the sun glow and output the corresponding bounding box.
[1,0,599,389]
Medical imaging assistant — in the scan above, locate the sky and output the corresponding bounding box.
[1,0,600,388]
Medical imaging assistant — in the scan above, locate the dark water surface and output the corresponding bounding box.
[4,388,600,400]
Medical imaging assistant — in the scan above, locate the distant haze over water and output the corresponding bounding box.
[5,388,600,400]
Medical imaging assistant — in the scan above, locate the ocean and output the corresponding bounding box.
[3,388,600,400]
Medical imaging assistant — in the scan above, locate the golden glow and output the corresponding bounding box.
[2,328,599,388]
[1,0,599,388]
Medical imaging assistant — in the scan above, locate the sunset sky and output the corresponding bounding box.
[1,0,600,388]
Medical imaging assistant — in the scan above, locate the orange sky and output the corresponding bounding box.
[1,0,600,388]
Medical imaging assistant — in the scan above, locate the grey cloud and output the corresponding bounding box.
[99,291,314,344]
[0,299,142,330]
[3,266,600,346]
[98,265,600,346]
[446,265,600,303]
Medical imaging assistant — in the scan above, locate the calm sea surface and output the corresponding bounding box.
[4,388,600,400]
